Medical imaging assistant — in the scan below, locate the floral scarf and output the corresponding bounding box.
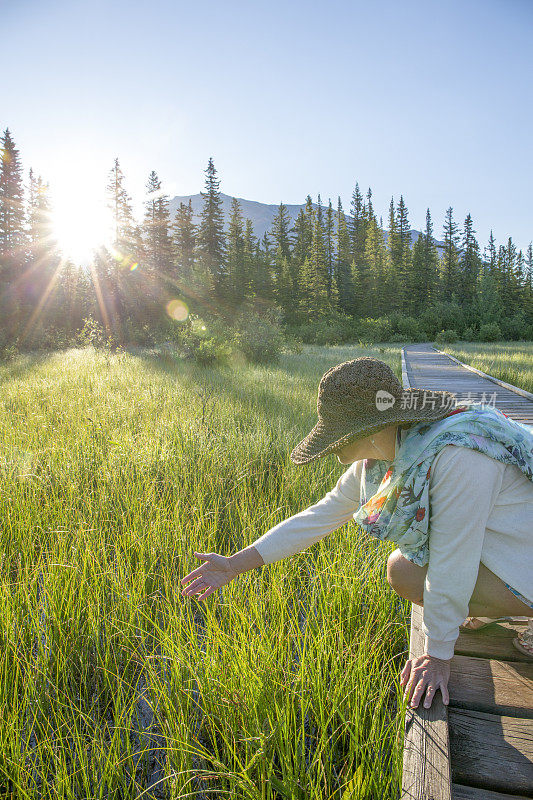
[353,404,533,566]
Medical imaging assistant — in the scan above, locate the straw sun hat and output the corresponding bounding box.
[290,357,457,465]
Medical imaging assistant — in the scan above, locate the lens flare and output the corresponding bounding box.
[166,299,189,322]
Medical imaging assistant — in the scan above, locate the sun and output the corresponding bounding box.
[51,195,113,266]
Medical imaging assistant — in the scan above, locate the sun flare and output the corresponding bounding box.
[51,196,113,266]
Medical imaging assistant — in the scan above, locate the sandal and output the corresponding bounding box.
[459,616,514,632]
[513,621,533,658]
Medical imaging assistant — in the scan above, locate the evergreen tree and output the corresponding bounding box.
[324,198,336,301]
[349,182,366,269]
[270,202,292,261]
[299,206,330,316]
[525,243,533,290]
[172,199,197,287]
[226,196,245,306]
[0,128,26,331]
[197,157,226,300]
[335,197,355,314]
[483,230,497,278]
[395,195,411,308]
[255,233,274,301]
[242,218,256,299]
[440,207,461,301]
[460,214,482,305]
[387,197,396,248]
[292,198,313,266]
[20,171,61,344]
[365,187,375,224]
[106,158,135,253]
[105,158,139,335]
[364,216,390,317]
[141,170,173,328]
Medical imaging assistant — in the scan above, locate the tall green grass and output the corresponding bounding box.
[434,342,533,394]
[0,344,409,799]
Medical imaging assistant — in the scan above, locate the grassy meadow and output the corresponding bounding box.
[0,343,410,799]
[433,341,533,394]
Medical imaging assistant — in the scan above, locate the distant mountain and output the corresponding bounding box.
[169,192,445,252]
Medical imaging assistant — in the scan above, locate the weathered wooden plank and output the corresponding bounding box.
[454,621,531,663]
[449,655,533,719]
[401,604,452,800]
[452,784,528,799]
[449,708,533,795]
[401,345,533,800]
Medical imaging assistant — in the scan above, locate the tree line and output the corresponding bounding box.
[1,126,532,352]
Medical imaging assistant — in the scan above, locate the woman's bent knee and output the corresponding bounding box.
[386,549,426,604]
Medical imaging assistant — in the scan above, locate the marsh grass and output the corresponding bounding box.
[0,343,409,799]
[434,341,533,394]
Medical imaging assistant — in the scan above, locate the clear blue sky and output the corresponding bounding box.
[2,0,532,254]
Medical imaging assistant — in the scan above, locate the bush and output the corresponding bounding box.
[0,343,19,362]
[193,338,230,366]
[388,312,427,341]
[461,326,476,341]
[478,322,502,342]
[286,312,356,345]
[355,317,393,343]
[76,317,108,348]
[435,329,459,344]
[232,316,285,364]
[421,302,463,337]
[500,313,526,341]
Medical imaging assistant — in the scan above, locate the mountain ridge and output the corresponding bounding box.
[168,192,446,251]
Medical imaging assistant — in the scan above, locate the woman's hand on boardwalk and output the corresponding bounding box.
[180,552,238,601]
[400,654,450,709]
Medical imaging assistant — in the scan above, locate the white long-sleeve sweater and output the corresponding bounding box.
[251,441,533,660]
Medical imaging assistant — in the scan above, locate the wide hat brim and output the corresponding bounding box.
[290,388,458,465]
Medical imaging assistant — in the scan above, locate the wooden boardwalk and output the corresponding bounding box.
[400,343,533,800]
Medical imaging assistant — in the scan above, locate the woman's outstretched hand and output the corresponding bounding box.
[400,653,451,709]
[180,551,239,601]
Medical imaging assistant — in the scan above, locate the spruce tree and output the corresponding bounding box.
[226,196,245,306]
[324,198,336,301]
[349,182,365,264]
[172,199,197,287]
[298,205,330,316]
[525,243,533,291]
[440,207,461,302]
[364,216,390,317]
[242,218,256,300]
[460,214,482,305]
[141,170,173,327]
[292,200,313,266]
[483,230,497,278]
[421,209,438,306]
[106,158,136,254]
[270,202,292,261]
[395,195,411,309]
[0,128,26,332]
[335,197,355,315]
[197,156,226,300]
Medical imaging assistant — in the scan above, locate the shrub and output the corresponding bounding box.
[232,316,285,364]
[76,317,107,347]
[500,313,526,341]
[193,338,230,366]
[355,317,392,343]
[421,302,463,337]
[286,312,356,345]
[461,326,476,341]
[435,329,459,344]
[478,322,502,342]
[0,343,19,362]
[388,313,426,341]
